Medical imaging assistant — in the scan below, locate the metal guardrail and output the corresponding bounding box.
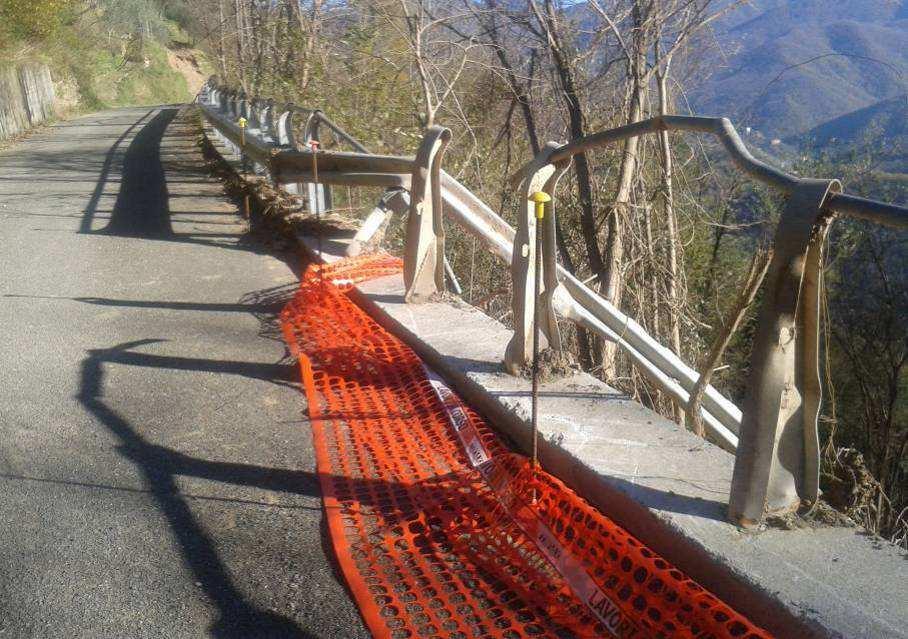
[514,118,906,526]
[195,80,908,527]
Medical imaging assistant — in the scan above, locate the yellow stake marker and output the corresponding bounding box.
[530,190,551,220]
[237,116,247,146]
[528,191,551,504]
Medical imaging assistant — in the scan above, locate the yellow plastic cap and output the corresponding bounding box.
[529,191,551,204]
[237,117,247,127]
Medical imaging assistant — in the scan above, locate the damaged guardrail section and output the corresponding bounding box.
[194,79,908,529]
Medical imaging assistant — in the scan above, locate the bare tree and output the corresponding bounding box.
[369,0,479,129]
[290,0,325,95]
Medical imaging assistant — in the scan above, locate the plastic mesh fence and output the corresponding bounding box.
[280,254,772,639]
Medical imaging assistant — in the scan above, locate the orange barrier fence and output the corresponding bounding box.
[280,254,771,639]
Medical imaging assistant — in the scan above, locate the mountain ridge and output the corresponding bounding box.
[688,0,908,150]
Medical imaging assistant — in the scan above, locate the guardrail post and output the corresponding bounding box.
[404,126,452,303]
[274,107,301,195]
[347,189,409,257]
[220,90,237,154]
[248,99,268,176]
[232,95,244,158]
[275,105,294,146]
[197,79,210,105]
[303,112,332,217]
[261,99,275,142]
[226,89,237,118]
[238,92,249,122]
[227,88,236,113]
[728,178,841,527]
[505,143,567,374]
[218,88,230,145]
[248,98,259,126]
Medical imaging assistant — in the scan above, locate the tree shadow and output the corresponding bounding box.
[0,471,322,511]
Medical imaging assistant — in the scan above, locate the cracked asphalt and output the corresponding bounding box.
[0,106,369,639]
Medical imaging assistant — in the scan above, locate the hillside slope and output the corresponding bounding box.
[796,94,908,147]
[1,4,208,118]
[689,0,908,140]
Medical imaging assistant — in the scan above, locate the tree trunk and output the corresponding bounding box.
[599,75,645,378]
[234,0,248,92]
[293,0,323,95]
[528,0,598,368]
[656,50,684,423]
[686,246,772,437]
[217,0,228,80]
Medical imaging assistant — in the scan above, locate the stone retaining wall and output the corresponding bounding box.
[0,64,55,142]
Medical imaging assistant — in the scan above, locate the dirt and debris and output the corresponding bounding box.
[762,448,891,531]
[820,448,884,520]
[167,47,208,96]
[426,290,477,308]
[765,500,855,531]
[515,348,578,382]
[195,111,358,253]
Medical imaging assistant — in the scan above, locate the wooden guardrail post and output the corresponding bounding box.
[404,126,452,303]
[728,178,841,527]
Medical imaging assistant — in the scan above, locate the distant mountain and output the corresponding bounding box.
[796,94,908,146]
[688,0,908,146]
[790,94,908,169]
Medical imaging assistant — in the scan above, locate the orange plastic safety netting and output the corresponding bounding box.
[280,253,772,639]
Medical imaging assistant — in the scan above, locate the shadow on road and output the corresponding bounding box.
[76,105,288,263]
[103,109,177,237]
[3,282,299,349]
[79,108,157,234]
[78,338,320,639]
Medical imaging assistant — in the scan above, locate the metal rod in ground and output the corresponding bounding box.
[238,116,249,219]
[308,139,323,276]
[529,191,551,504]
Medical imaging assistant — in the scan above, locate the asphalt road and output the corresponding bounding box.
[0,106,369,638]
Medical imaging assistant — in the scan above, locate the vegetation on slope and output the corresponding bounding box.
[0,0,208,114]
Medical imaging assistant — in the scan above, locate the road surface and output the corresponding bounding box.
[0,106,368,638]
